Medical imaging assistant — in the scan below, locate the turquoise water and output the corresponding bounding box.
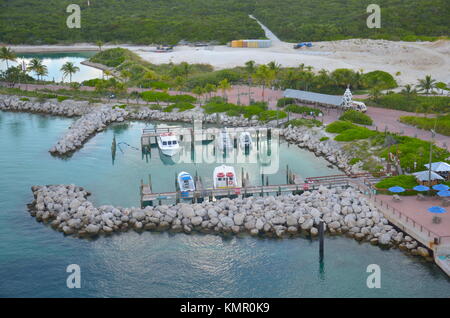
[0,52,103,83]
[0,111,449,297]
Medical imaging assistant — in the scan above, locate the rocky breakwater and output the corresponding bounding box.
[127,107,259,127]
[282,125,364,175]
[28,184,429,258]
[49,106,127,156]
[0,94,90,117]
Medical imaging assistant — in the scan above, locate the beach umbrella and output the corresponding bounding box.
[413,185,430,192]
[388,186,405,193]
[437,190,450,197]
[428,206,447,214]
[432,184,450,191]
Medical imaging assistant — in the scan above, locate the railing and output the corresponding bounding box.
[371,196,450,245]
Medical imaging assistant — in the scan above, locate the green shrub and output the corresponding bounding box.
[149,105,163,111]
[285,119,322,128]
[375,175,418,190]
[277,97,296,107]
[368,94,450,113]
[325,121,357,133]
[258,110,287,122]
[334,127,378,141]
[57,96,69,102]
[362,71,398,90]
[164,102,195,112]
[19,97,30,101]
[349,158,362,165]
[285,105,321,116]
[339,110,373,125]
[113,104,127,109]
[399,115,450,136]
[320,136,329,142]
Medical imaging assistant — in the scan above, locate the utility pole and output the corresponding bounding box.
[428,128,436,195]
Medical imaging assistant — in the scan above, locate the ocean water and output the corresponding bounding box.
[0,52,103,83]
[0,111,449,298]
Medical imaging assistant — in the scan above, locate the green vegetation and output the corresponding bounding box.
[325,121,357,133]
[334,127,378,142]
[320,137,330,142]
[163,102,196,113]
[362,71,397,90]
[375,175,418,190]
[57,96,69,102]
[140,91,196,104]
[277,98,296,107]
[285,119,322,128]
[339,110,373,126]
[202,100,285,122]
[327,120,450,172]
[284,105,321,116]
[367,93,450,113]
[253,0,449,42]
[1,1,447,44]
[349,158,362,165]
[399,115,450,136]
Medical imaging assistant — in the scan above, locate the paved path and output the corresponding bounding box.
[377,194,450,244]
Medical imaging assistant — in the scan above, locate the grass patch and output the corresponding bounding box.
[277,97,296,107]
[325,121,357,133]
[320,136,329,141]
[375,175,418,190]
[284,105,321,116]
[163,102,196,112]
[399,115,450,136]
[339,110,373,125]
[368,93,450,113]
[285,119,322,128]
[334,127,378,141]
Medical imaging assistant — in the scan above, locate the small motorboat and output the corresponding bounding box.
[239,132,253,150]
[178,172,196,192]
[213,165,237,189]
[217,128,233,152]
[157,132,180,157]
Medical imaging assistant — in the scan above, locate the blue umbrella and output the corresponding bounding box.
[437,190,450,197]
[428,206,447,214]
[389,186,405,193]
[432,184,450,191]
[413,185,430,192]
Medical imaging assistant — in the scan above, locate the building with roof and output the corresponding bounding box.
[413,170,445,185]
[284,89,344,108]
[424,162,450,180]
[283,88,367,112]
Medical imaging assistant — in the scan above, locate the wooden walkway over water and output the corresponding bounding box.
[140,172,383,207]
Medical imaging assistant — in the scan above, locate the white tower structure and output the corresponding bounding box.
[342,86,353,108]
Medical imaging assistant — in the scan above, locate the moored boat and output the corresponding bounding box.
[157,132,180,157]
[178,172,196,192]
[213,165,237,189]
[217,128,233,152]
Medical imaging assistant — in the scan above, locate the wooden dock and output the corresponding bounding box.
[139,172,380,207]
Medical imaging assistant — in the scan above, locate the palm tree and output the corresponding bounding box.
[218,79,231,101]
[192,86,205,105]
[27,58,47,81]
[401,84,417,96]
[253,64,276,101]
[204,83,216,101]
[245,60,256,103]
[96,40,104,52]
[417,75,437,94]
[60,62,80,83]
[369,86,382,102]
[0,47,17,69]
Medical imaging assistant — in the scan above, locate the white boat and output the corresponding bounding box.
[239,132,253,149]
[157,132,180,157]
[213,165,238,189]
[178,172,196,192]
[217,129,233,152]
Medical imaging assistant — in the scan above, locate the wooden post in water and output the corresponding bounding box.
[319,221,324,261]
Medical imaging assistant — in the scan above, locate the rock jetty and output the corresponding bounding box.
[0,95,362,173]
[28,184,426,257]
